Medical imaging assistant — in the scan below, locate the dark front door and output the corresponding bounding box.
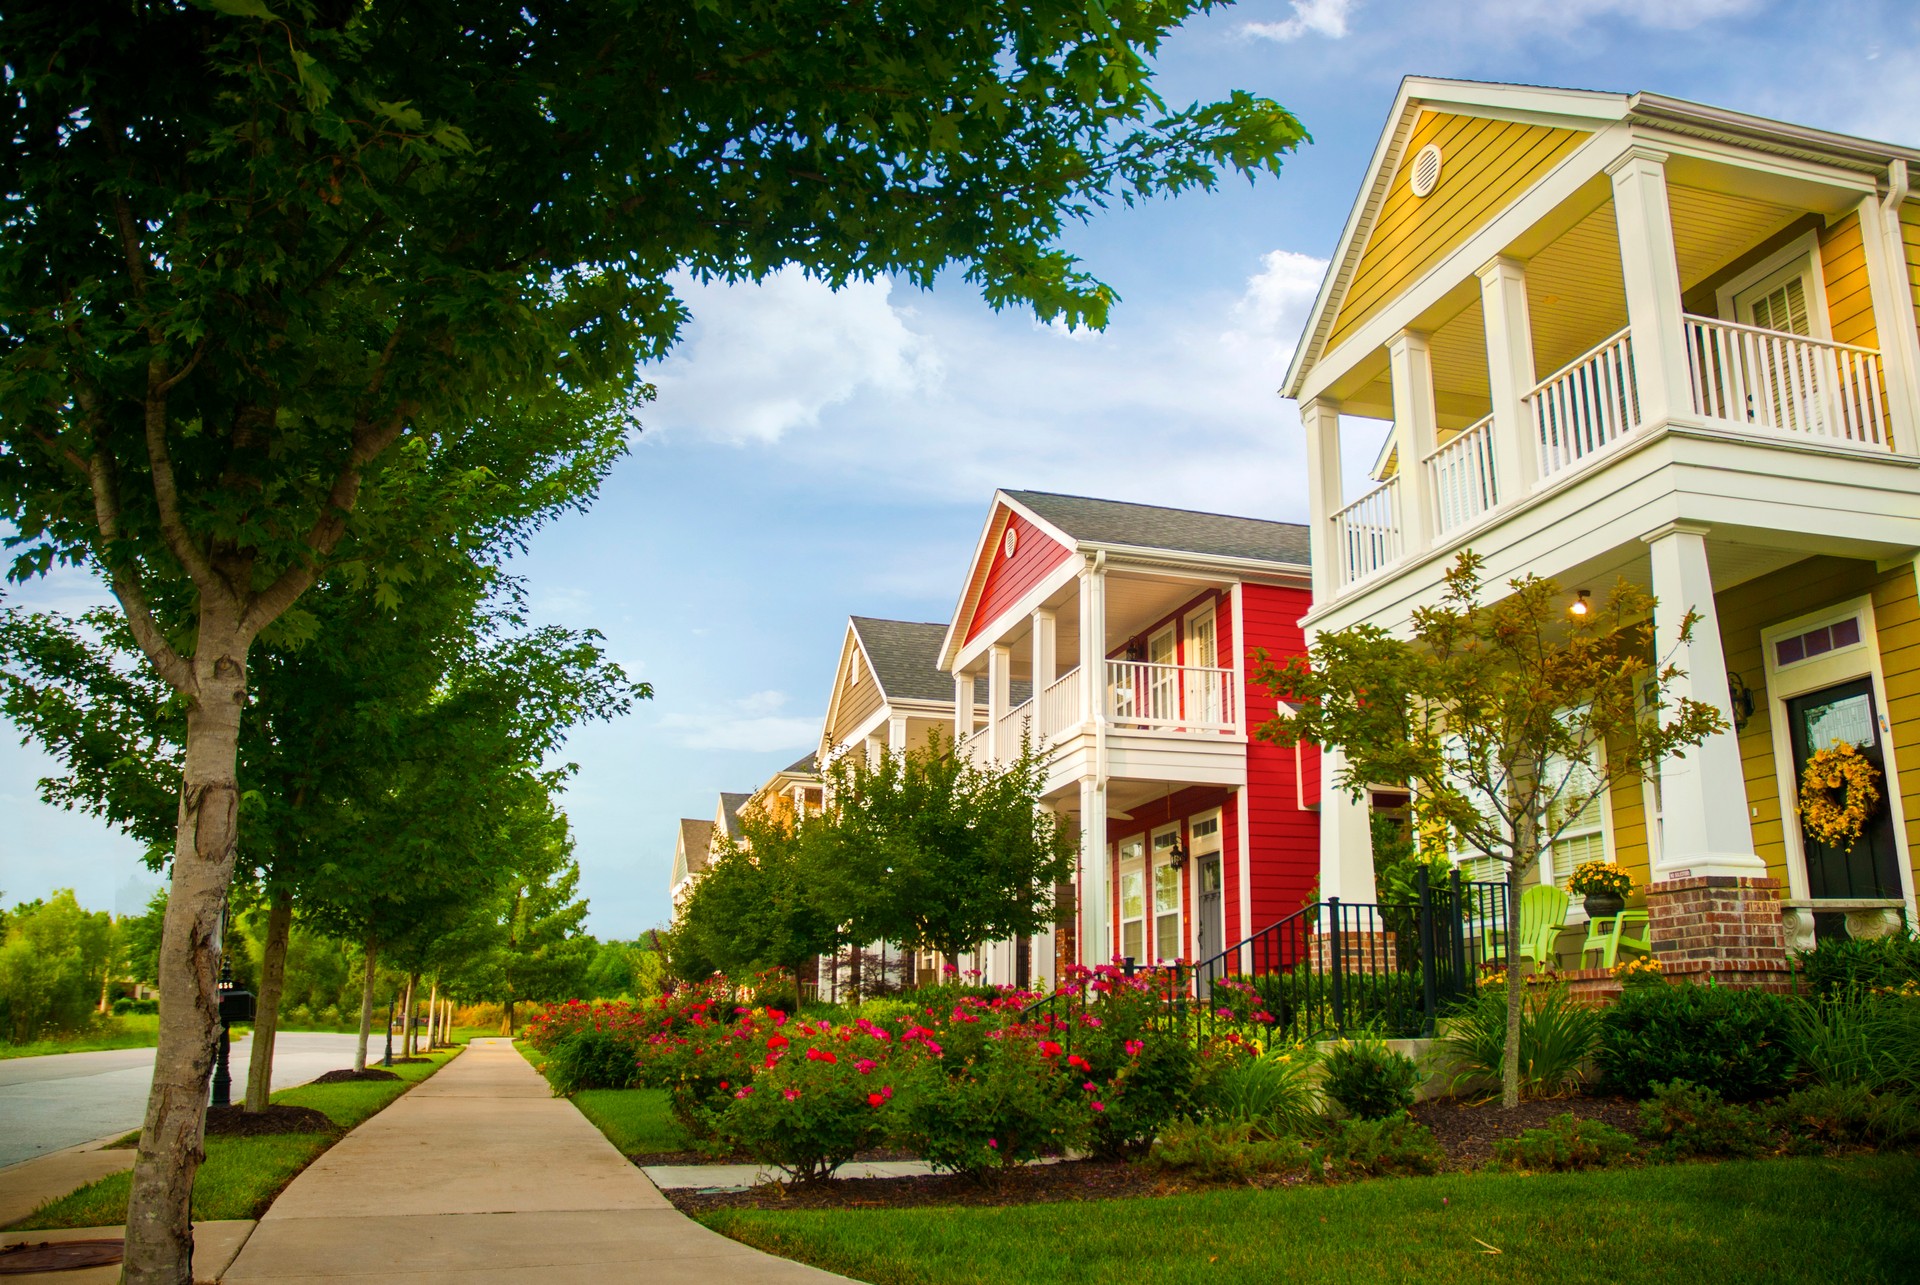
[1786,677,1902,934]
[1196,855,1224,994]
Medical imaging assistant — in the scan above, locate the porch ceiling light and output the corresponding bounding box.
[1569,589,1592,618]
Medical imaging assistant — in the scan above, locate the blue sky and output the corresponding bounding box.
[4,0,1916,936]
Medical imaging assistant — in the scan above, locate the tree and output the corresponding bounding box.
[674,803,840,988]
[1253,552,1725,1108]
[0,4,1300,1271]
[0,891,114,1042]
[813,732,1077,971]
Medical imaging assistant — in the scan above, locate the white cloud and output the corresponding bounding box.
[1477,0,1760,27]
[649,266,938,444]
[1243,0,1355,42]
[656,690,822,753]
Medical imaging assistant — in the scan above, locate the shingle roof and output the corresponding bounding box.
[1003,490,1310,566]
[677,818,715,876]
[850,617,954,704]
[718,792,752,840]
[780,751,818,776]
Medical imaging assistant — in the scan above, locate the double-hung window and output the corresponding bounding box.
[1151,827,1182,961]
[1117,837,1146,963]
[1539,739,1608,891]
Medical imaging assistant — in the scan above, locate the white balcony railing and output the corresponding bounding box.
[1425,414,1499,535]
[996,698,1034,753]
[1105,661,1237,732]
[1684,315,1889,450]
[1330,477,1402,589]
[956,724,989,768]
[1529,327,1640,480]
[1040,666,1084,740]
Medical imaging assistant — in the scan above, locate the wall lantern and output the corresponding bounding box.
[1569,589,1592,618]
[1169,839,1190,869]
[1728,671,1756,733]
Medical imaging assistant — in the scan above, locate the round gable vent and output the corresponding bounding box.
[1002,526,1019,559]
[1410,143,1443,198]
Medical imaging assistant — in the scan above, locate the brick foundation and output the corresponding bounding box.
[1309,930,1399,977]
[1646,876,1788,968]
[1550,959,1795,1008]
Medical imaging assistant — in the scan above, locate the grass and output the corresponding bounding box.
[8,1046,459,1231]
[700,1155,1920,1285]
[571,1088,691,1155]
[0,1015,161,1059]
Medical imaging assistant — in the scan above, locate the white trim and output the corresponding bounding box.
[1116,834,1148,965]
[1760,592,1916,919]
[1714,229,1831,340]
[1188,807,1225,965]
[1235,787,1253,946]
[940,492,1083,671]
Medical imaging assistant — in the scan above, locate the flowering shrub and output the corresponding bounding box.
[709,1018,906,1182]
[893,1030,1088,1182]
[1568,860,1633,900]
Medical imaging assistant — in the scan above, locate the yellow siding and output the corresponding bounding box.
[1819,212,1878,350]
[827,647,885,749]
[1702,557,1920,897]
[1604,732,1653,897]
[1329,112,1589,352]
[1902,199,1920,336]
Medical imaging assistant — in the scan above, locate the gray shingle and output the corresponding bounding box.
[718,792,752,840]
[780,751,819,776]
[678,818,715,875]
[1004,490,1310,565]
[850,617,954,704]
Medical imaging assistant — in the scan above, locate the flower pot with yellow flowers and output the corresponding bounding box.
[1569,861,1632,919]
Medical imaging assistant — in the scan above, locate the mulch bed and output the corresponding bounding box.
[309,1068,401,1085]
[203,1104,338,1137]
[632,1146,918,1167]
[665,1160,1167,1214]
[1410,1095,1644,1170]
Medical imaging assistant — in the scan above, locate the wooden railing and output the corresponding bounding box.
[1424,414,1498,535]
[1330,477,1402,589]
[1105,661,1236,732]
[1685,314,1890,449]
[1528,327,1640,480]
[995,698,1034,754]
[1040,666,1084,740]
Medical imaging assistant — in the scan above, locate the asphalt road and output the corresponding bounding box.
[0,1031,366,1168]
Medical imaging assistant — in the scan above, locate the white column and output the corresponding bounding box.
[1318,745,1378,903]
[987,643,1012,761]
[887,715,908,753]
[953,670,975,743]
[1608,147,1691,427]
[1477,255,1539,500]
[1299,397,1343,603]
[1859,181,1920,454]
[1078,775,1109,967]
[1078,557,1106,724]
[1387,330,1439,554]
[1642,523,1765,880]
[1030,608,1057,738]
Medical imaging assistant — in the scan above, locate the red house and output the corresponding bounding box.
[938,490,1321,983]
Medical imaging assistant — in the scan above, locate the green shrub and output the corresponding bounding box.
[1795,934,1920,1001]
[1322,1038,1422,1120]
[1785,993,1920,1094]
[1200,1043,1321,1139]
[1491,1113,1638,1171]
[1598,984,1796,1100]
[1228,966,1428,1040]
[1638,1081,1772,1160]
[110,997,159,1017]
[892,1037,1087,1182]
[851,998,915,1027]
[1141,1120,1313,1183]
[1768,1084,1920,1148]
[1440,985,1600,1098]
[1313,1114,1444,1178]
[544,1029,640,1095]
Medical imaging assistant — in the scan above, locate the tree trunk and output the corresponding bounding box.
[122,630,249,1285]
[354,936,379,1073]
[847,944,862,1005]
[400,973,417,1057]
[425,980,439,1049]
[1502,877,1525,1109]
[244,891,293,1113]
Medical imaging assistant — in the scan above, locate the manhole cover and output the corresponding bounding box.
[0,1238,125,1274]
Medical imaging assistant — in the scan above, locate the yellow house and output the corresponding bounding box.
[1286,78,1920,961]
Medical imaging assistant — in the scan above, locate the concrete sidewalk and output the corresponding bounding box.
[222,1038,851,1283]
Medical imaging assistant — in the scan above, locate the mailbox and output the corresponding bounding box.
[218,987,255,1024]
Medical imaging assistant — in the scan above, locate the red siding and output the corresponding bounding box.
[1239,583,1319,937]
[964,510,1073,644]
[1105,786,1234,962]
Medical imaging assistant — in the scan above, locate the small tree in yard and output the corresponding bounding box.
[673,803,839,992]
[1253,552,1725,1109]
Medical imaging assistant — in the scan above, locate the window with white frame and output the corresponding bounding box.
[1117,837,1146,963]
[1540,742,1608,890]
[1151,827,1181,960]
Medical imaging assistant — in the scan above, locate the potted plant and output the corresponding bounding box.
[1569,860,1632,918]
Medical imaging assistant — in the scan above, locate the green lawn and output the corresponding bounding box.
[701,1155,1920,1285]
[0,1015,162,1059]
[9,1047,459,1231]
[571,1087,691,1155]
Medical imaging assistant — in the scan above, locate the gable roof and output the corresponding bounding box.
[849,617,954,704]
[781,751,818,775]
[717,792,752,840]
[676,818,715,878]
[1002,490,1311,566]
[1283,76,1920,401]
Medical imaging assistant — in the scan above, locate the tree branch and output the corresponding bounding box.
[142,356,221,592]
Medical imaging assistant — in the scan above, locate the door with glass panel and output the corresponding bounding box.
[1151,827,1183,962]
[1184,607,1220,728]
[1116,837,1146,965]
[1192,814,1224,994]
[1146,626,1177,725]
[1731,262,1828,434]
[1786,677,1901,937]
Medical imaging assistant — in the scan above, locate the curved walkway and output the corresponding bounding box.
[223,1038,849,1284]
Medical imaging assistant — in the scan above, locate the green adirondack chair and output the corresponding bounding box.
[1483,884,1571,966]
[1582,909,1652,969]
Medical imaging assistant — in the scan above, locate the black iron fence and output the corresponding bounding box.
[1027,871,1510,1049]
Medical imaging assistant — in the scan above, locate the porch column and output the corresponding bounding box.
[1642,523,1766,879]
[1859,177,1920,454]
[987,643,1012,762]
[1387,329,1439,554]
[953,670,975,744]
[1318,745,1378,903]
[1031,608,1057,737]
[1078,556,1106,724]
[1078,775,1109,967]
[887,714,908,753]
[1607,148,1692,427]
[1477,255,1539,500]
[1299,397,1343,602]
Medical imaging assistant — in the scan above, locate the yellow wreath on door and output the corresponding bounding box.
[1798,742,1882,850]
